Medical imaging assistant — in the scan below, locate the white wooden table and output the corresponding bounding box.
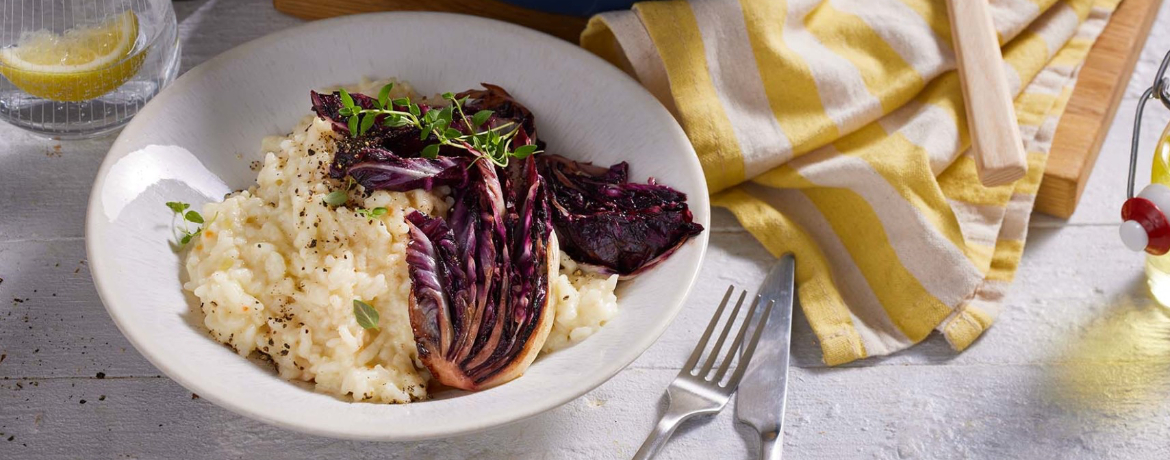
[4,1,1170,458]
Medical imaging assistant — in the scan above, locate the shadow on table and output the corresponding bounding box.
[957,276,1170,458]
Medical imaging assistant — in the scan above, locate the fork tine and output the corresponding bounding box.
[712,295,762,382]
[697,290,747,376]
[681,285,735,371]
[724,299,777,387]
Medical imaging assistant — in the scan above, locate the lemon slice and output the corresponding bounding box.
[0,10,143,102]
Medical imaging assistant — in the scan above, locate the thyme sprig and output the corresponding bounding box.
[336,83,541,167]
[165,201,204,248]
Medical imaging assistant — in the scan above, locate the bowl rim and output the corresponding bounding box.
[85,11,709,441]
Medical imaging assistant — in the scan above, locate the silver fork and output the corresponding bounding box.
[633,286,776,460]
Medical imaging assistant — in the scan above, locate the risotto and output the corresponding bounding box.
[182,80,619,403]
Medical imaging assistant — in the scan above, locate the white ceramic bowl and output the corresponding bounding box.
[86,12,708,441]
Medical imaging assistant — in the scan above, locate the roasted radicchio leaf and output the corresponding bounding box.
[310,90,442,179]
[538,155,703,278]
[346,147,468,192]
[404,157,557,390]
[455,84,537,139]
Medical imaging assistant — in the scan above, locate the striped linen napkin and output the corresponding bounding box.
[581,0,1120,365]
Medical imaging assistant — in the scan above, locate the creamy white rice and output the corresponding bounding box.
[182,79,618,403]
[544,256,620,353]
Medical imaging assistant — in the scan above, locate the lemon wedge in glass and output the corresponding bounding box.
[0,10,143,102]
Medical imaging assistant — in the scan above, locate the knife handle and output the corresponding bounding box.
[758,429,783,460]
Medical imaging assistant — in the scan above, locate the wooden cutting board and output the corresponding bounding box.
[273,0,1160,218]
[1037,0,1161,218]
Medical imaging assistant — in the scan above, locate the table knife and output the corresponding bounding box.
[735,253,795,460]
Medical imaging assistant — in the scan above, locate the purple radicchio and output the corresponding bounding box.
[310,90,448,179]
[345,147,468,192]
[538,154,704,278]
[404,156,556,391]
[455,84,538,141]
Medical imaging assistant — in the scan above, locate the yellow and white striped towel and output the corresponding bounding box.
[581,0,1120,365]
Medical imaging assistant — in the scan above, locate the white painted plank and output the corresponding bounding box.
[4,363,1170,459]
[0,136,104,241]
[2,0,1170,458]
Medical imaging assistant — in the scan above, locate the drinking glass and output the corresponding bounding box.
[0,0,180,138]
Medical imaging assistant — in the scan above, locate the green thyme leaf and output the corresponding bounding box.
[184,210,204,224]
[392,97,409,107]
[512,144,539,159]
[324,190,348,206]
[359,113,376,135]
[180,233,193,245]
[441,91,455,100]
[408,103,420,118]
[421,144,440,159]
[354,207,388,219]
[347,115,359,135]
[443,128,462,140]
[165,201,188,214]
[339,88,354,108]
[472,110,493,127]
[384,115,411,127]
[376,84,393,109]
[353,299,380,330]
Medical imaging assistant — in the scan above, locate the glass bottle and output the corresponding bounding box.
[1121,50,1170,305]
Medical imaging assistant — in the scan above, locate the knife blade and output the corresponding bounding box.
[736,253,795,460]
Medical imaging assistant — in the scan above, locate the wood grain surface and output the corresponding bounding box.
[1038,0,1162,217]
[272,0,589,42]
[3,0,1170,458]
[946,0,1028,187]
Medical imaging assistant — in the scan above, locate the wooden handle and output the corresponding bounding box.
[946,0,1028,187]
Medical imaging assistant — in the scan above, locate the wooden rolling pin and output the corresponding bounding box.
[946,0,1028,187]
